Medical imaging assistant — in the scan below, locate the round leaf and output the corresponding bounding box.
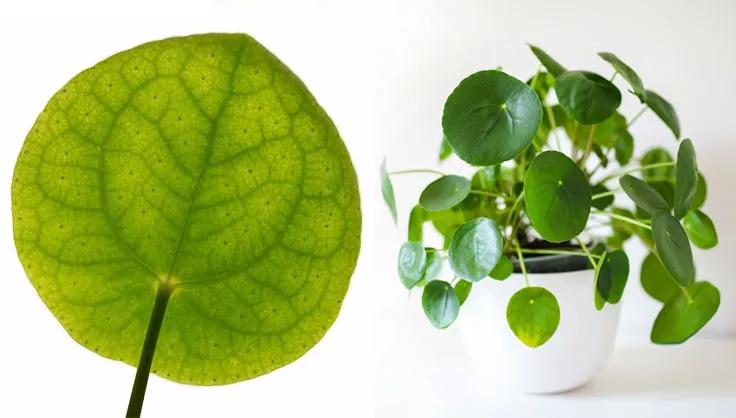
[641,147,675,182]
[524,151,591,243]
[419,175,471,211]
[640,252,679,303]
[398,242,427,289]
[442,70,543,166]
[454,280,473,306]
[555,71,622,124]
[11,34,361,385]
[614,131,634,165]
[448,218,503,282]
[683,209,718,249]
[381,158,397,223]
[674,138,698,219]
[595,250,629,304]
[598,52,646,101]
[489,255,513,281]
[422,280,460,329]
[644,90,680,139]
[651,282,720,344]
[652,212,695,287]
[619,174,670,215]
[506,287,560,348]
[407,205,427,242]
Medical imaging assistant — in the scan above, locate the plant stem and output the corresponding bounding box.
[580,124,597,164]
[388,168,445,176]
[469,190,513,201]
[514,241,530,287]
[591,190,617,200]
[593,210,652,230]
[545,104,563,150]
[126,284,172,418]
[682,286,694,303]
[520,248,602,259]
[628,106,648,128]
[598,161,675,184]
[610,71,618,82]
[577,239,598,269]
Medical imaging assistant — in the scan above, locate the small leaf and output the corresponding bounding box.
[683,210,718,249]
[489,256,513,281]
[598,52,646,101]
[644,90,680,139]
[691,172,707,209]
[614,131,634,165]
[419,175,471,211]
[439,135,453,161]
[651,282,720,344]
[555,71,622,124]
[595,250,629,304]
[397,242,427,289]
[454,280,473,306]
[381,158,398,223]
[524,151,591,242]
[422,281,460,329]
[442,70,543,166]
[448,218,503,282]
[407,205,427,242]
[652,212,695,287]
[528,44,566,76]
[423,250,443,281]
[591,184,614,210]
[506,287,560,347]
[674,138,698,219]
[620,175,670,215]
[641,147,675,181]
[640,252,680,303]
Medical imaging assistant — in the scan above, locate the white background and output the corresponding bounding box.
[2,1,735,417]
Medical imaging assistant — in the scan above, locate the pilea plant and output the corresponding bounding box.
[381,45,719,348]
[12,34,361,416]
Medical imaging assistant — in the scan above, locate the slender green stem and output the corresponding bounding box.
[520,248,602,258]
[514,241,530,287]
[580,124,597,164]
[126,284,172,418]
[610,71,618,82]
[388,168,445,176]
[682,287,694,303]
[545,104,563,150]
[469,190,513,201]
[598,161,675,184]
[593,210,652,230]
[628,106,648,128]
[591,190,617,200]
[577,239,598,269]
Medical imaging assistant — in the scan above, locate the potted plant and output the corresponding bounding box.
[380,45,720,393]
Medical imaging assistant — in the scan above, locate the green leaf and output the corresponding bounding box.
[674,138,698,219]
[442,70,543,166]
[398,242,427,289]
[619,175,670,215]
[524,151,591,242]
[593,252,608,310]
[591,184,615,210]
[528,44,566,76]
[691,171,707,209]
[644,90,681,139]
[614,131,634,165]
[448,218,503,282]
[471,165,500,191]
[381,158,398,223]
[595,250,629,304]
[640,252,680,303]
[555,71,622,124]
[598,52,647,101]
[489,256,513,281]
[454,280,473,306]
[641,147,675,182]
[565,111,626,148]
[422,281,460,329]
[651,282,720,344]
[423,250,444,281]
[11,34,361,386]
[506,287,560,347]
[419,175,471,211]
[407,205,427,242]
[439,135,453,161]
[684,209,718,249]
[652,212,695,287]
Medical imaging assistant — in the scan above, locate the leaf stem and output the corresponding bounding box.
[591,190,617,200]
[126,283,172,418]
[514,241,530,287]
[592,210,652,230]
[580,124,597,164]
[388,169,445,177]
[468,189,513,201]
[577,239,598,269]
[520,248,602,259]
[598,161,675,184]
[628,105,648,128]
[682,286,694,304]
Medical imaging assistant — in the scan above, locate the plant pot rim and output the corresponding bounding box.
[511,252,593,274]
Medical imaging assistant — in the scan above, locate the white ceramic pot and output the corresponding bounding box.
[457,267,621,394]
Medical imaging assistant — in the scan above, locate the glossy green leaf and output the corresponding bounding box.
[684,209,718,249]
[620,175,670,215]
[439,135,453,161]
[652,212,695,287]
[598,52,646,101]
[674,138,698,219]
[555,71,621,124]
[398,242,427,289]
[614,131,634,165]
[454,280,473,306]
[591,184,615,210]
[528,44,566,76]
[381,158,397,223]
[489,256,513,281]
[422,280,460,329]
[442,70,543,166]
[448,218,503,282]
[408,205,427,242]
[524,151,591,242]
[691,172,707,209]
[651,282,720,344]
[11,34,361,386]
[595,250,629,304]
[423,250,444,281]
[641,147,675,182]
[419,175,471,211]
[640,252,680,303]
[644,90,680,139]
[647,181,675,208]
[506,287,560,347]
[565,111,626,148]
